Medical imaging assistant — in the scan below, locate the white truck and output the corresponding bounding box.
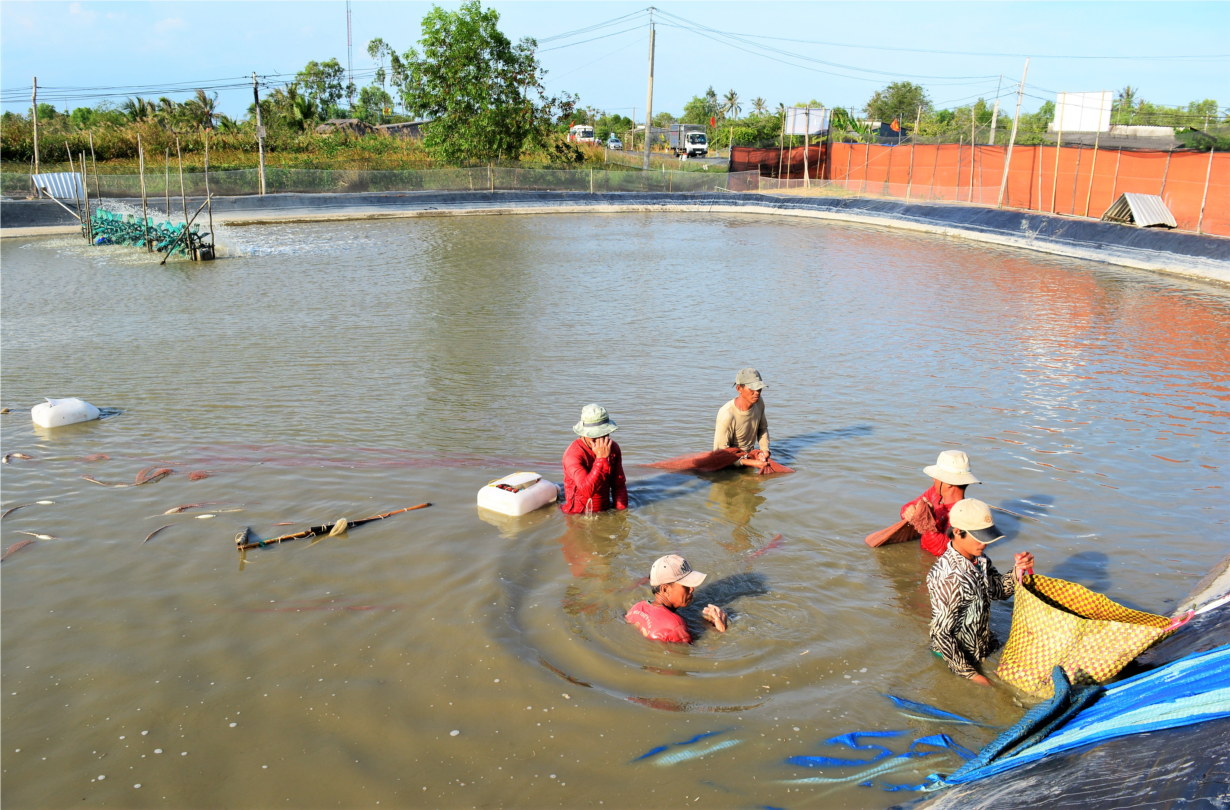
[669,124,708,158]
[567,124,596,144]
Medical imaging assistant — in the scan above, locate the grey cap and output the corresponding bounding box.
[735,367,766,390]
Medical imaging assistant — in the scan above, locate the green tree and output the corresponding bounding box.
[398,1,574,162]
[866,81,931,123]
[750,97,767,115]
[723,89,740,118]
[297,59,348,113]
[357,85,394,123]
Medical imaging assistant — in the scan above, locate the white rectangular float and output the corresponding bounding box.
[477,472,559,517]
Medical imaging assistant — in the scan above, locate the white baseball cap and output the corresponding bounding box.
[924,450,980,487]
[949,499,1004,545]
[649,554,707,588]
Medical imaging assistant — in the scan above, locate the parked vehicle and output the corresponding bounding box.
[568,124,596,144]
[607,135,623,150]
[668,124,708,158]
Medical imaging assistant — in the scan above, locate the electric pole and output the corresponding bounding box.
[996,58,1029,208]
[347,1,355,110]
[32,77,40,194]
[642,9,655,171]
[253,73,267,196]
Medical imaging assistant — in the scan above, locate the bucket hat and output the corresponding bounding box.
[923,450,980,486]
[649,554,707,588]
[735,368,766,390]
[573,404,618,438]
[948,498,1004,545]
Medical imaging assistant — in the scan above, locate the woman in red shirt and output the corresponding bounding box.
[561,404,628,515]
[900,450,981,556]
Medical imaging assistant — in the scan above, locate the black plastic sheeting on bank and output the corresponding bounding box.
[4,190,1228,268]
[888,716,1230,810]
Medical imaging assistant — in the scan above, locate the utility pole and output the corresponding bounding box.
[642,9,655,172]
[996,58,1029,208]
[252,73,267,196]
[346,0,355,110]
[989,74,1003,144]
[32,77,41,196]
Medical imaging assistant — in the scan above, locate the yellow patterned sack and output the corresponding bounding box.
[997,574,1180,698]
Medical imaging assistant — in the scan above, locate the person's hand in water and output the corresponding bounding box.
[970,674,991,686]
[702,604,728,632]
[741,449,768,469]
[591,436,612,459]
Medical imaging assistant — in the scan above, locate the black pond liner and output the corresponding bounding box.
[889,604,1230,810]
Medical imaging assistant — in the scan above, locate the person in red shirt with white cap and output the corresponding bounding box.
[626,555,728,643]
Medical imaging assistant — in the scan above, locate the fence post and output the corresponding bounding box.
[956,137,963,202]
[1110,148,1122,204]
[89,131,100,204]
[1050,130,1062,214]
[997,58,1028,208]
[1082,93,1108,217]
[31,77,40,194]
[906,140,915,203]
[1159,151,1172,197]
[1069,145,1082,214]
[489,163,493,193]
[137,134,151,251]
[927,144,939,201]
[1197,148,1214,235]
[590,167,594,194]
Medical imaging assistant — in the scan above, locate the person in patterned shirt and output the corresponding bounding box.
[927,499,1034,685]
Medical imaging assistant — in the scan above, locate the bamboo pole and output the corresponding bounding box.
[89,131,100,204]
[159,194,214,265]
[66,144,85,233]
[1159,151,1172,198]
[969,107,976,201]
[165,149,170,216]
[138,135,151,252]
[844,140,852,192]
[1197,148,1214,235]
[927,143,939,201]
[861,142,869,194]
[803,110,811,189]
[82,151,93,243]
[1069,145,1082,214]
[996,58,1028,208]
[1050,98,1063,214]
[1037,145,1044,211]
[205,130,214,253]
[1110,148,1122,203]
[956,137,963,202]
[777,109,786,179]
[1082,92,1108,217]
[176,137,187,223]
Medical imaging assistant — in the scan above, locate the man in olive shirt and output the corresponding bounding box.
[714,368,771,469]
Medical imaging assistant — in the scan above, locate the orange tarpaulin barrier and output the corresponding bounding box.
[733,143,1230,236]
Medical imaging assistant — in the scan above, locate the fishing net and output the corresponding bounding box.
[997,573,1186,698]
[645,448,794,475]
[864,519,920,548]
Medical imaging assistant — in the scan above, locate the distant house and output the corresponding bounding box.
[376,120,431,140]
[315,119,377,136]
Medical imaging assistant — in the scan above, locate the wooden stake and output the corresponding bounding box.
[956,137,963,201]
[1197,148,1214,234]
[1069,145,1082,214]
[176,137,187,224]
[777,109,786,179]
[165,149,170,216]
[927,143,939,201]
[844,140,852,191]
[1159,151,1172,197]
[137,134,151,252]
[996,58,1029,208]
[803,109,810,189]
[969,107,976,202]
[82,151,93,243]
[861,142,869,194]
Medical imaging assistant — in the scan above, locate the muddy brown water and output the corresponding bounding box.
[2,212,1228,809]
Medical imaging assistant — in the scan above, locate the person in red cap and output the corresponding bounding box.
[626,555,728,643]
[927,498,1034,685]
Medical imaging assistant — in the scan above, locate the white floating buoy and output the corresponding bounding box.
[31,397,100,429]
[476,472,559,517]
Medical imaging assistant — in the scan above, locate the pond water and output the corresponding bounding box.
[2,212,1227,809]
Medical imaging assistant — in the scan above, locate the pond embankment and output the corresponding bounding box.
[4,190,1228,283]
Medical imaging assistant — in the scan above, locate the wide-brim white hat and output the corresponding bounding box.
[573,403,618,438]
[924,450,980,486]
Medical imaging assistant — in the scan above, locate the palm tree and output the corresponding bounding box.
[751,97,767,116]
[183,89,219,129]
[121,96,155,122]
[154,97,179,127]
[1115,85,1137,126]
[215,114,240,134]
[723,89,741,120]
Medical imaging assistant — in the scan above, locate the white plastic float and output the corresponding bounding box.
[476,472,560,516]
[31,397,101,429]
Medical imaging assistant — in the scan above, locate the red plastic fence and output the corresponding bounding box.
[731,143,1230,236]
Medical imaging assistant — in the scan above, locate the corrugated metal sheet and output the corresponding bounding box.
[32,172,85,200]
[1101,193,1177,229]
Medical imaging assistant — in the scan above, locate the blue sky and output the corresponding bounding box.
[2,1,1227,119]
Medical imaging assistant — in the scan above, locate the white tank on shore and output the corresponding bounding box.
[477,472,560,516]
[31,397,101,428]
